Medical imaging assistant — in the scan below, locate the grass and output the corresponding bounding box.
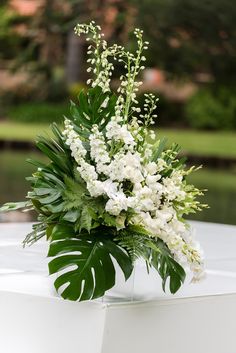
[7,102,69,123]
[0,120,236,159]
[0,121,51,141]
[156,128,236,158]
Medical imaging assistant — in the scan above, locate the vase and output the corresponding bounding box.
[104,259,164,302]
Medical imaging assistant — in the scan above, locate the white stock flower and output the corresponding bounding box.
[144,162,158,175]
[77,160,98,182]
[63,119,87,163]
[89,125,110,174]
[106,121,135,148]
[105,192,128,216]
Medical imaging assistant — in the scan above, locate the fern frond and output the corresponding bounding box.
[116,231,151,263]
[62,176,87,211]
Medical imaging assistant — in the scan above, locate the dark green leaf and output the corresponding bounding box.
[48,230,133,301]
[150,239,186,294]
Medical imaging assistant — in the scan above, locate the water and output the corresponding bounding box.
[0,151,236,225]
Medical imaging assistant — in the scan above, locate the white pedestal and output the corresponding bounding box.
[0,221,236,353]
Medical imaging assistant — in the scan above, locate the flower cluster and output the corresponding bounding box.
[60,22,206,281]
[63,120,204,280]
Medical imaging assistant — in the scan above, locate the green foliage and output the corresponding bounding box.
[23,222,47,247]
[0,5,22,60]
[63,176,87,210]
[0,201,30,212]
[186,86,236,130]
[68,82,87,101]
[116,225,186,293]
[48,226,133,301]
[150,239,186,293]
[134,0,236,83]
[116,226,151,263]
[70,86,117,135]
[7,102,68,123]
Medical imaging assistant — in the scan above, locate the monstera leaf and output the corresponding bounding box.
[48,229,133,301]
[150,239,186,294]
[70,86,117,133]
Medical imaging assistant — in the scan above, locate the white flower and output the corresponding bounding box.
[106,121,135,147]
[105,192,128,216]
[155,207,174,224]
[102,179,118,198]
[144,162,158,175]
[78,161,98,182]
[87,180,105,197]
[89,125,110,174]
[162,175,186,201]
[146,174,161,185]
[63,119,87,163]
[156,158,167,172]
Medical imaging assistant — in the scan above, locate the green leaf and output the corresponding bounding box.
[70,86,117,132]
[116,233,150,263]
[78,206,93,232]
[0,201,31,212]
[152,137,168,161]
[103,212,119,227]
[23,222,46,247]
[36,130,73,177]
[48,230,133,301]
[62,176,87,210]
[150,239,186,294]
[50,222,75,241]
[62,210,80,223]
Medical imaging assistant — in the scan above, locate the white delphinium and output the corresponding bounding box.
[75,22,124,93]
[106,150,144,183]
[87,179,118,198]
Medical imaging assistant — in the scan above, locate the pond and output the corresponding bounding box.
[0,151,236,225]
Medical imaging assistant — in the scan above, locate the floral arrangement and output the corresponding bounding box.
[1,22,206,301]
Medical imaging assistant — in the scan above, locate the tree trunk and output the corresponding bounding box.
[65,30,84,85]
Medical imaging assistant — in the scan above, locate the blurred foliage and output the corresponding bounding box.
[133,0,236,83]
[0,78,48,105]
[7,102,68,123]
[0,151,47,204]
[0,4,22,59]
[186,85,236,130]
[1,0,236,131]
[187,168,236,225]
[68,82,87,101]
[0,0,133,100]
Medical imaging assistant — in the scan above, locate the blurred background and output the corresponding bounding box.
[0,0,235,224]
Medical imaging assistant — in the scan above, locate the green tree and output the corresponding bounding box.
[134,0,236,83]
[3,0,133,92]
[0,2,22,60]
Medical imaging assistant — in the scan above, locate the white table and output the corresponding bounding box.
[0,221,236,353]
